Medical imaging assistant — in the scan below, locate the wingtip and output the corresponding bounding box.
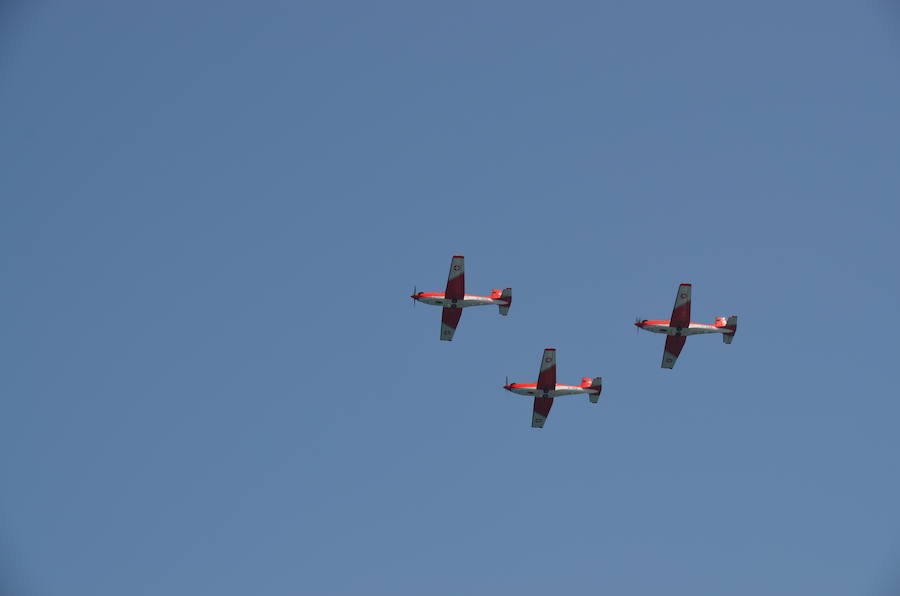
[544,347,556,351]
[452,254,464,259]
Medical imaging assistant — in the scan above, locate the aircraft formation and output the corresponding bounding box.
[412,255,738,428]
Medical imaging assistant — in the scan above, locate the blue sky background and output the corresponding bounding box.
[2,1,900,594]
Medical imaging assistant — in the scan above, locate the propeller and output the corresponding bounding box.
[635,316,642,334]
[411,285,417,308]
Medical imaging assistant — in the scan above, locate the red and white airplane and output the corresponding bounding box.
[411,255,512,341]
[635,283,738,369]
[503,348,603,428]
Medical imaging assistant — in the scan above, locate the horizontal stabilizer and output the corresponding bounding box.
[723,315,738,344]
[588,377,602,403]
[498,288,512,316]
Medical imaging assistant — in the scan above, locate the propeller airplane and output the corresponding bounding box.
[411,255,511,341]
[503,348,603,428]
[635,283,738,369]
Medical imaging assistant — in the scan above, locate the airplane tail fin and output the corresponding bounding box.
[582,376,603,403]
[498,288,512,316]
[722,315,737,344]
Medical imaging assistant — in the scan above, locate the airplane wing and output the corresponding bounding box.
[536,348,557,391]
[440,307,462,341]
[661,335,686,369]
[444,255,465,300]
[532,396,554,428]
[669,283,692,328]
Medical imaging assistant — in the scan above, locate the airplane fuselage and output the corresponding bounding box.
[636,320,734,337]
[504,383,596,399]
[414,292,508,308]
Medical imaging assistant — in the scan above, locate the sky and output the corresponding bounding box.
[1,1,900,594]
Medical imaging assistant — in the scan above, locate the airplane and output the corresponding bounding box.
[411,255,512,341]
[635,283,738,369]
[503,348,603,428]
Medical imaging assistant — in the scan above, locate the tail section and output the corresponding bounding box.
[498,288,512,316]
[582,376,603,403]
[722,315,738,344]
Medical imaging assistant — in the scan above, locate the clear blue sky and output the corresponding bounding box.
[2,2,900,594]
